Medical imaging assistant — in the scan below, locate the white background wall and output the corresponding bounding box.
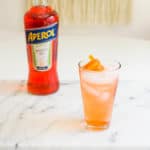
[0,0,26,31]
[127,0,150,39]
[0,0,150,39]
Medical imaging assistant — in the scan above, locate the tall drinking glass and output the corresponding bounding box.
[79,59,121,130]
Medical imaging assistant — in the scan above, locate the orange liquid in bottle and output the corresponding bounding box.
[24,3,59,95]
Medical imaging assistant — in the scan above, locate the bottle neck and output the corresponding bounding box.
[32,0,48,6]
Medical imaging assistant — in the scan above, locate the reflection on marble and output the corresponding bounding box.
[0,80,150,149]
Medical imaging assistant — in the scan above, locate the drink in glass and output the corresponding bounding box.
[79,57,121,130]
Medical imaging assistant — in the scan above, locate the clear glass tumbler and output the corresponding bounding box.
[79,59,121,130]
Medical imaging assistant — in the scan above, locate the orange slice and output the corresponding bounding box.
[83,55,104,71]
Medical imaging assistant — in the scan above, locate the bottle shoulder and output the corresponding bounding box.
[24,6,59,28]
[24,6,58,19]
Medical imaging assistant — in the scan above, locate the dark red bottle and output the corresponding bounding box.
[24,0,59,95]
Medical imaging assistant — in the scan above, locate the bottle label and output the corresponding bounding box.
[26,23,58,71]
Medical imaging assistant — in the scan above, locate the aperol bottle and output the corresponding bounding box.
[24,0,59,95]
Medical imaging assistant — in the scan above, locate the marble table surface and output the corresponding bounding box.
[0,80,150,150]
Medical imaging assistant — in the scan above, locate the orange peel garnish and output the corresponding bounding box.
[83,55,104,71]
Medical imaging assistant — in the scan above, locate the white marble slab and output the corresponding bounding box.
[0,80,150,149]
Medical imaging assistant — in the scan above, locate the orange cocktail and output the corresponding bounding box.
[79,56,121,130]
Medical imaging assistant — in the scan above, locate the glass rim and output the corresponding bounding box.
[78,59,121,73]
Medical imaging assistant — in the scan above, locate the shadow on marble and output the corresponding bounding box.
[48,117,85,133]
[0,115,85,143]
[0,80,27,95]
[19,114,84,133]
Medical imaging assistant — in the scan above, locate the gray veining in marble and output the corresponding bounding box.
[0,80,150,149]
